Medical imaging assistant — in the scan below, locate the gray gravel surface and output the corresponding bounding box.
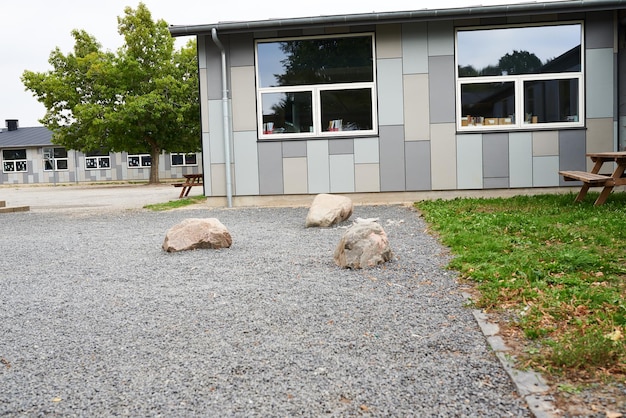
[0,205,530,417]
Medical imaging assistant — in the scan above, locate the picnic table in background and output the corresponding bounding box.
[172,174,203,198]
[559,152,626,205]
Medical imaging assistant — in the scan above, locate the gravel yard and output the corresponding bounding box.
[0,204,530,416]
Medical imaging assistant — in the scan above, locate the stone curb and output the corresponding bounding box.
[465,294,560,417]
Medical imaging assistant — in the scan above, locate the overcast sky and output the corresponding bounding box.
[1,0,563,127]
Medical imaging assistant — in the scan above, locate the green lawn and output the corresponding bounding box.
[415,192,626,381]
[143,195,206,211]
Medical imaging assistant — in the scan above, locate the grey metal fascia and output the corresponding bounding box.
[169,0,626,37]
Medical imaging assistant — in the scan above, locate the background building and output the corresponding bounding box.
[0,119,201,184]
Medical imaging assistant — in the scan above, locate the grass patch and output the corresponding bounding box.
[144,195,206,211]
[415,192,626,380]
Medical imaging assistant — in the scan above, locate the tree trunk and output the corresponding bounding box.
[149,143,161,184]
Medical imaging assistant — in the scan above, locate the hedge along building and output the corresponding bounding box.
[169,1,626,206]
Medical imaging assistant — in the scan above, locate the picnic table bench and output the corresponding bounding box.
[559,152,626,205]
[172,173,203,198]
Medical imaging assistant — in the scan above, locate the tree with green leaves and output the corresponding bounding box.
[22,3,199,184]
[498,50,542,75]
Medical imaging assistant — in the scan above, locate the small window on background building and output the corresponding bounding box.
[85,151,111,170]
[43,147,68,171]
[456,22,583,131]
[2,149,27,172]
[128,154,151,168]
[171,153,198,166]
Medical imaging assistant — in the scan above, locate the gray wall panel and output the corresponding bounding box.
[427,21,454,56]
[258,141,283,195]
[405,140,431,190]
[483,133,509,178]
[377,58,405,126]
[401,22,428,74]
[484,178,509,189]
[229,33,255,67]
[328,139,354,155]
[586,48,615,119]
[206,41,225,101]
[282,141,307,158]
[428,56,455,124]
[379,125,406,191]
[559,129,586,185]
[585,11,614,49]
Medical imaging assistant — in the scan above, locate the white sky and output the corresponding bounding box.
[1,0,564,127]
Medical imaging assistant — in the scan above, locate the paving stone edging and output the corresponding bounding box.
[469,302,559,417]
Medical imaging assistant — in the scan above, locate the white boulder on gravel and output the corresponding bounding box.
[162,218,232,252]
[305,193,353,227]
[334,218,393,269]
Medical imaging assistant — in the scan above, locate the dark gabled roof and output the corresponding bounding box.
[169,0,626,37]
[0,126,53,148]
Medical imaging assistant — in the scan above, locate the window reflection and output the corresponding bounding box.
[320,89,372,132]
[261,92,313,134]
[458,24,581,77]
[524,79,579,124]
[257,37,373,88]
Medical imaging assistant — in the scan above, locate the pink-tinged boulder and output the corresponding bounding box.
[334,220,393,269]
[162,218,232,252]
[305,194,353,227]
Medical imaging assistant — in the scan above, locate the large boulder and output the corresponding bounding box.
[163,218,232,252]
[305,194,353,227]
[334,220,393,269]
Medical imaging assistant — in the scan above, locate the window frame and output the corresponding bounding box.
[2,149,27,173]
[170,152,198,167]
[455,21,585,132]
[255,33,378,140]
[85,153,111,170]
[127,154,151,168]
[43,147,69,171]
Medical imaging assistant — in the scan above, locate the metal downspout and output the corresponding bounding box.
[211,28,233,208]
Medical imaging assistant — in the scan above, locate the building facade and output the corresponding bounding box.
[0,120,201,184]
[170,0,626,203]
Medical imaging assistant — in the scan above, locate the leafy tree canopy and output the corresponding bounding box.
[498,50,542,75]
[22,3,199,183]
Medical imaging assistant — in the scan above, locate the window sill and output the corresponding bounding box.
[457,123,586,134]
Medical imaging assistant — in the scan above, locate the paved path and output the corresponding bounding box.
[0,183,203,212]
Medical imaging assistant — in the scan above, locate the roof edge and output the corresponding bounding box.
[169,0,626,36]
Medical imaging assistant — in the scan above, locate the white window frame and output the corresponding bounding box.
[2,149,27,173]
[127,154,151,168]
[85,155,111,170]
[43,147,69,171]
[255,33,378,140]
[170,152,198,167]
[455,22,585,132]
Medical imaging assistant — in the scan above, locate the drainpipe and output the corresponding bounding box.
[617,10,626,151]
[211,27,233,208]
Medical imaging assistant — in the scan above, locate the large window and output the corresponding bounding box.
[256,34,377,139]
[43,147,68,171]
[2,149,27,172]
[456,23,583,130]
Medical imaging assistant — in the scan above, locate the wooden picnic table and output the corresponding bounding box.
[559,151,626,205]
[172,173,203,198]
